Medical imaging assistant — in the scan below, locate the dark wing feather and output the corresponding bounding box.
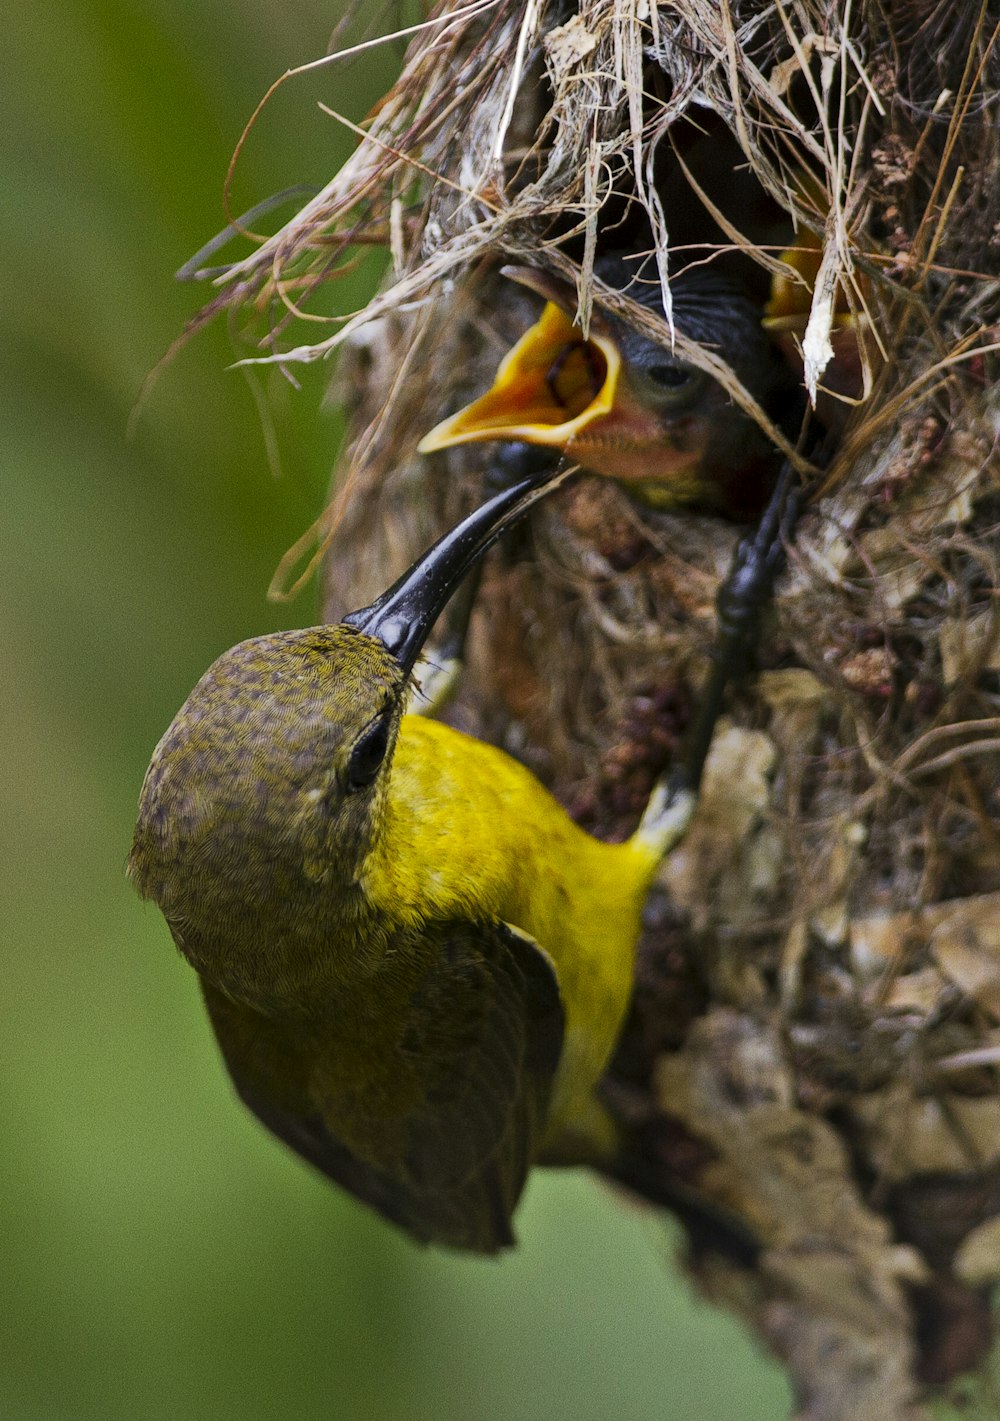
[200,919,564,1253]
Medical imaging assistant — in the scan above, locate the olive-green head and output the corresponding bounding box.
[128,625,404,1005]
[129,465,572,1009]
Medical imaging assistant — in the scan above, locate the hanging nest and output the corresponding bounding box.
[204,2,1000,1416]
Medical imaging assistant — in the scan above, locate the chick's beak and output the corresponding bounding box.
[762,231,875,425]
[418,303,624,454]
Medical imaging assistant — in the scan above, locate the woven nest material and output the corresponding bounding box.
[203,3,1000,1416]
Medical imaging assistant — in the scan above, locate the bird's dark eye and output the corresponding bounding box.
[638,360,707,409]
[646,362,696,389]
[346,716,391,793]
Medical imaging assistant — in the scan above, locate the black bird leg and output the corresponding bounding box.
[669,457,803,799]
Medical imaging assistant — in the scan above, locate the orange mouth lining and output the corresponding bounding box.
[545,338,607,419]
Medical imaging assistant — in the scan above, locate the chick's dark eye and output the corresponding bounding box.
[347,717,390,792]
[646,361,696,389]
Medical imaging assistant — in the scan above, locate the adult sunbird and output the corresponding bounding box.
[419,256,797,518]
[128,469,697,1253]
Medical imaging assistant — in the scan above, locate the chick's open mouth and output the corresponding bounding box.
[418,303,619,451]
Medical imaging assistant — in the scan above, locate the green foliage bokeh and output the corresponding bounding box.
[1,3,790,1417]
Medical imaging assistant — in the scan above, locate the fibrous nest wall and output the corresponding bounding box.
[205,3,1000,1417]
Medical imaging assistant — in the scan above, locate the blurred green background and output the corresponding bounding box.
[2,2,789,1417]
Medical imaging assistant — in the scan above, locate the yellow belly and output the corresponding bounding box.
[364,714,660,1155]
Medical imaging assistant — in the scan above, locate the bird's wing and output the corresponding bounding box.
[200,918,564,1254]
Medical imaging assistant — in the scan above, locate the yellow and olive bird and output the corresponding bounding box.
[420,256,797,519]
[128,471,696,1253]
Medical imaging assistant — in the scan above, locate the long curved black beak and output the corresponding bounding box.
[342,465,574,673]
